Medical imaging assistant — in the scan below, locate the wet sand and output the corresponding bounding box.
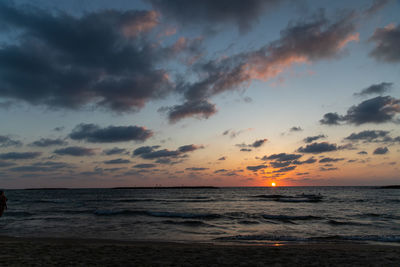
[0,236,399,266]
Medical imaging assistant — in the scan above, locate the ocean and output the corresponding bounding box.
[1,187,399,244]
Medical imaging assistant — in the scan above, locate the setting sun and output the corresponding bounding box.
[271,182,276,187]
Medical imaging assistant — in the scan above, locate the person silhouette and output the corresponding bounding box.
[0,190,7,217]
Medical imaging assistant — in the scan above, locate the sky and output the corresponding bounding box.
[0,0,399,188]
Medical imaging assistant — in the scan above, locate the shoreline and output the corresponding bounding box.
[1,236,400,266]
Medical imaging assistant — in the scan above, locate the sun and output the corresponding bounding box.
[271,182,276,187]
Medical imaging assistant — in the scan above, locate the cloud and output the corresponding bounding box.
[364,0,391,16]
[9,161,73,172]
[0,135,22,147]
[29,138,68,147]
[69,124,153,143]
[223,128,253,138]
[148,0,284,33]
[185,167,209,171]
[293,157,317,165]
[373,146,389,155]
[297,142,337,154]
[133,163,157,168]
[164,10,359,121]
[273,166,296,173]
[246,164,268,172]
[262,153,302,162]
[270,161,291,168]
[354,82,393,96]
[303,134,326,143]
[358,151,368,155]
[133,144,201,159]
[0,2,204,112]
[237,138,268,150]
[103,147,129,155]
[104,158,131,164]
[319,157,344,163]
[369,23,400,63]
[53,127,65,132]
[344,130,393,143]
[214,169,227,173]
[178,144,204,152]
[321,96,400,125]
[290,126,302,132]
[240,148,252,152]
[53,146,96,156]
[218,156,226,161]
[0,152,42,160]
[163,100,217,123]
[0,160,16,167]
[320,113,342,125]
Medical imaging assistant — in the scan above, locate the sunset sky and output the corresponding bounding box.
[0,0,399,188]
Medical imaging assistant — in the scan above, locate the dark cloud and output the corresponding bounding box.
[251,139,268,148]
[320,113,342,125]
[103,147,129,155]
[273,166,296,173]
[163,100,217,123]
[0,135,22,147]
[164,10,359,121]
[0,160,16,167]
[29,138,68,147]
[10,161,73,172]
[290,126,302,132]
[223,128,252,138]
[133,163,157,168]
[354,82,393,96]
[292,157,317,165]
[69,124,153,143]
[262,153,302,162]
[303,135,326,143]
[270,161,291,168]
[246,164,267,172]
[321,96,400,125]
[214,169,227,173]
[344,130,390,143]
[178,144,204,153]
[133,144,201,159]
[53,127,65,132]
[53,146,96,156]
[344,96,400,124]
[104,158,131,164]
[237,139,268,150]
[148,0,284,33]
[0,152,41,160]
[218,156,226,161]
[319,157,344,163]
[0,2,204,112]
[297,142,337,154]
[364,0,391,16]
[185,167,208,171]
[369,23,400,63]
[373,146,389,155]
[358,151,368,155]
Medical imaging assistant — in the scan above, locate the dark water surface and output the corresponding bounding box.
[1,187,399,243]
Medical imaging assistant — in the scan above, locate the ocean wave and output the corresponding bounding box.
[161,220,210,227]
[216,234,400,243]
[5,211,34,217]
[93,209,221,219]
[327,219,368,226]
[262,214,323,222]
[252,194,323,203]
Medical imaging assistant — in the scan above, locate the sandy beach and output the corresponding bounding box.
[0,236,399,266]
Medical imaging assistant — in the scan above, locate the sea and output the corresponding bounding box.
[1,187,399,244]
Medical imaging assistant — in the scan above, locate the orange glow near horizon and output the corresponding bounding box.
[271,182,276,187]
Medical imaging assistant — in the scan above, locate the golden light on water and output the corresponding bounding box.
[271,182,276,187]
